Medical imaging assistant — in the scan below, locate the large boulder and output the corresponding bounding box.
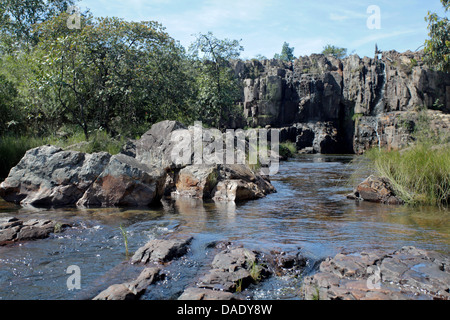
[0,146,111,207]
[77,154,166,207]
[134,120,187,170]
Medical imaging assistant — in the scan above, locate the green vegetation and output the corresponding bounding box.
[279,141,297,159]
[424,0,450,72]
[365,145,450,206]
[321,44,348,59]
[119,225,129,258]
[274,42,295,62]
[363,107,450,207]
[0,1,246,179]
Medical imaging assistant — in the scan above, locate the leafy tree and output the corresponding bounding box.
[274,42,295,62]
[424,0,450,72]
[32,13,193,140]
[0,74,19,134]
[189,32,244,129]
[322,44,348,59]
[0,0,76,51]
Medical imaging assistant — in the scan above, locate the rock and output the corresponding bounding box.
[347,175,404,205]
[0,217,70,245]
[196,247,270,293]
[131,237,193,264]
[232,50,450,154]
[134,120,187,170]
[1,121,277,208]
[0,145,111,207]
[93,267,162,300]
[211,165,276,202]
[77,154,166,207]
[302,246,450,300]
[178,288,236,301]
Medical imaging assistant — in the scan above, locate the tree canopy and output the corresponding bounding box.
[274,42,295,62]
[424,0,450,72]
[321,44,348,59]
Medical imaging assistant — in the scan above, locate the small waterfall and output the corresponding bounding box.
[370,61,386,151]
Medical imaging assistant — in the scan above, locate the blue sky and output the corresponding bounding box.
[77,0,448,59]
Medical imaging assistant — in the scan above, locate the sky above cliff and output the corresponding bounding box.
[78,0,448,59]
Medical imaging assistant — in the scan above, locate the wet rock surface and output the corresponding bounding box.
[93,236,193,300]
[302,246,450,300]
[179,245,273,300]
[130,237,194,264]
[93,267,162,300]
[0,216,70,245]
[347,175,404,205]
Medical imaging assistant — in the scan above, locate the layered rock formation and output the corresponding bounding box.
[231,50,450,154]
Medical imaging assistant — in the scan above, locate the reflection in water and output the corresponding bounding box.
[0,154,449,300]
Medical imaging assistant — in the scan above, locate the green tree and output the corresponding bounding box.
[189,32,244,129]
[0,0,76,51]
[32,13,192,140]
[0,74,19,134]
[424,0,450,72]
[322,44,348,59]
[274,42,295,62]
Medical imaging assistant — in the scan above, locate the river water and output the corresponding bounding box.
[0,155,449,300]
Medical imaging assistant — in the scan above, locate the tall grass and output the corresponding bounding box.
[0,135,47,180]
[365,144,450,206]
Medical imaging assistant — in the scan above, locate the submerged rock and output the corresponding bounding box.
[302,246,450,300]
[347,175,404,205]
[0,216,70,245]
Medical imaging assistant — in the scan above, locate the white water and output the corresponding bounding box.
[370,62,387,151]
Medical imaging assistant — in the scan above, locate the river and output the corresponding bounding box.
[0,155,449,300]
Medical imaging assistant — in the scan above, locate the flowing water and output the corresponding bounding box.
[0,155,449,300]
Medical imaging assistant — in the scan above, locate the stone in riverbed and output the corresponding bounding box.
[302,246,450,300]
[130,237,193,264]
[178,288,236,300]
[0,216,70,245]
[93,267,162,300]
[347,175,404,205]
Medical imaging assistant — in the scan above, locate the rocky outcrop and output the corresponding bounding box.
[232,50,450,154]
[0,216,70,245]
[347,175,404,205]
[122,121,277,203]
[302,246,450,300]
[0,146,111,207]
[0,122,276,208]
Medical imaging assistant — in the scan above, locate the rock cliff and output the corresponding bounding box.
[231,50,450,154]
